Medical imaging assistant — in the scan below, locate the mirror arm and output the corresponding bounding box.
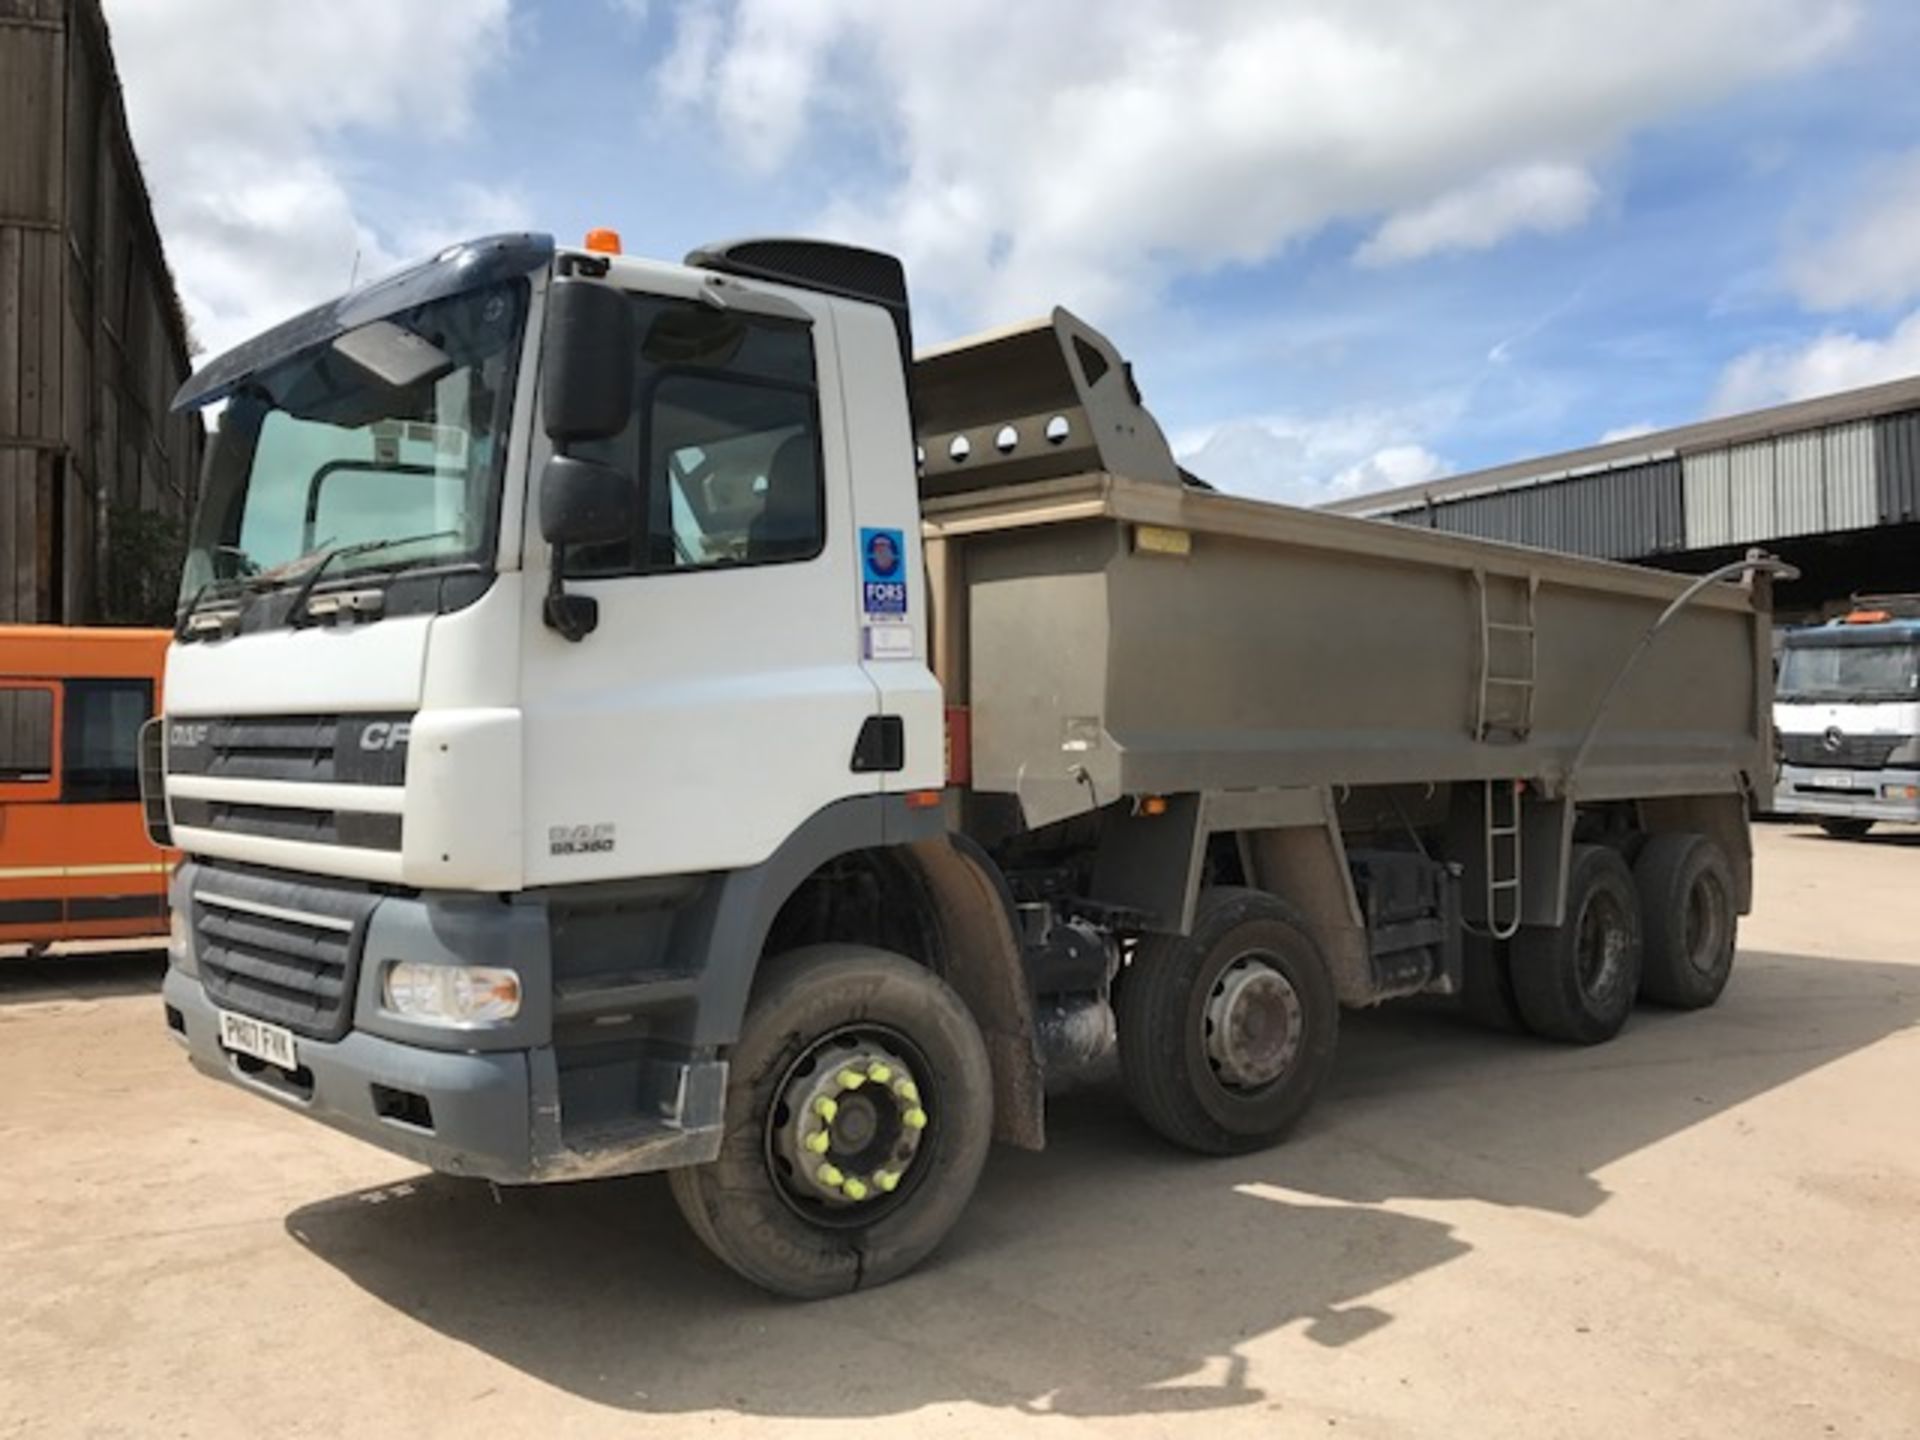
[542,539,599,642]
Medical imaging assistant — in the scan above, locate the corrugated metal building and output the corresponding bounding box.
[1324,376,1920,560]
[1,0,202,625]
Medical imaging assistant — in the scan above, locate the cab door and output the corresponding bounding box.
[0,681,64,941]
[518,268,881,885]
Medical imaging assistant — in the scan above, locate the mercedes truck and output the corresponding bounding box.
[1773,597,1920,837]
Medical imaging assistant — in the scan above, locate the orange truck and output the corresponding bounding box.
[1,626,172,952]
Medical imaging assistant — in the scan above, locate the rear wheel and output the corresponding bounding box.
[1818,818,1875,839]
[1635,833,1737,1009]
[668,944,993,1298]
[1115,887,1339,1155]
[1510,845,1643,1045]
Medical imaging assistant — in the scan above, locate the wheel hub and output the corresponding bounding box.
[772,1037,928,1208]
[1204,955,1304,1090]
[1576,894,1629,999]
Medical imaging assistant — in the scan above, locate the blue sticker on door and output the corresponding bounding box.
[860,527,908,616]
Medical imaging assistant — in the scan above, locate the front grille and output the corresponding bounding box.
[166,712,412,854]
[169,798,402,851]
[191,865,380,1040]
[1780,733,1909,768]
[167,713,412,785]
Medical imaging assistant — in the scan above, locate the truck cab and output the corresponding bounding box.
[1772,601,1920,837]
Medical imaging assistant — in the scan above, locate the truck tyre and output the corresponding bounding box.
[668,944,993,1299]
[1818,818,1875,839]
[1115,887,1339,1155]
[1510,845,1643,1045]
[1459,933,1524,1033]
[1634,833,1737,1009]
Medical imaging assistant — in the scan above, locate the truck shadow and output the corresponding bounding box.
[287,1102,1464,1419]
[1783,826,1920,848]
[1280,948,1920,1216]
[285,947,1917,1420]
[0,946,166,1004]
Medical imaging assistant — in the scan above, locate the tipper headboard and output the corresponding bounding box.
[912,308,1183,497]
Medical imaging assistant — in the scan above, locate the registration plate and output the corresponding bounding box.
[218,1010,298,1070]
[1799,773,1859,790]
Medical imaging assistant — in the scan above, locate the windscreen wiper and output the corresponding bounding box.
[174,547,266,639]
[286,529,459,627]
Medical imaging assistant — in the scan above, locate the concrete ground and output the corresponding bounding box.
[3,823,1916,1440]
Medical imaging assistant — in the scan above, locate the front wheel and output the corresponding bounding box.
[669,945,993,1298]
[1115,887,1340,1155]
[1818,818,1875,839]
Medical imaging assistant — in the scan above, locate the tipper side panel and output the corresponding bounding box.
[953,488,1768,829]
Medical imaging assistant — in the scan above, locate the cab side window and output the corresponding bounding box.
[565,298,823,577]
[62,679,152,803]
[0,686,55,785]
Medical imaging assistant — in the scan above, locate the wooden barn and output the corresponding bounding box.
[1,0,202,625]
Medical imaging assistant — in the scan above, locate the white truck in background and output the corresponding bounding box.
[1773,596,1920,837]
[146,231,1784,1296]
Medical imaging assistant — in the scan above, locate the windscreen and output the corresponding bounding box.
[180,279,529,610]
[1776,641,1920,702]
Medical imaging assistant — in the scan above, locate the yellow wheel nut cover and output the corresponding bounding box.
[813,1096,838,1122]
[868,1062,892,1084]
[837,1069,866,1090]
[842,1177,869,1201]
[817,1163,844,1188]
[875,1170,900,1192]
[903,1107,928,1130]
[805,1129,831,1154]
[894,1079,919,1103]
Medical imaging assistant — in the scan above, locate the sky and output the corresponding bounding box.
[104,0,1920,506]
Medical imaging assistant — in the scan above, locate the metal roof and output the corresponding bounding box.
[1322,373,1920,517]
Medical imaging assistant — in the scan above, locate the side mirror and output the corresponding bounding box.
[542,278,635,442]
[539,455,633,548]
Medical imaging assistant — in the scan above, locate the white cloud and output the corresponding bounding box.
[1355,163,1601,268]
[656,0,1855,330]
[1176,408,1454,506]
[104,0,513,359]
[1330,444,1453,497]
[1710,308,1920,412]
[1785,148,1920,311]
[1600,421,1657,442]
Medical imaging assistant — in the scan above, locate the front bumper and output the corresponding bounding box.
[165,967,724,1183]
[1773,765,1920,823]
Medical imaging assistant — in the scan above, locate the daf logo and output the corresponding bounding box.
[360,721,412,752]
[169,723,209,748]
[1822,726,1844,753]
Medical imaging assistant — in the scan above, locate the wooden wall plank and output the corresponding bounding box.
[0,449,15,622]
[17,446,40,618]
[0,225,20,435]
[0,26,60,224]
[40,228,62,443]
[18,223,45,436]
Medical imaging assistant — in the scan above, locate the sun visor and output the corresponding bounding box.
[171,233,554,412]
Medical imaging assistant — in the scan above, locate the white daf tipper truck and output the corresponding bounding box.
[149,231,1786,1296]
[1772,598,1920,837]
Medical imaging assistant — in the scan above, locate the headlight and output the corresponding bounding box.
[167,906,188,961]
[383,962,522,1026]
